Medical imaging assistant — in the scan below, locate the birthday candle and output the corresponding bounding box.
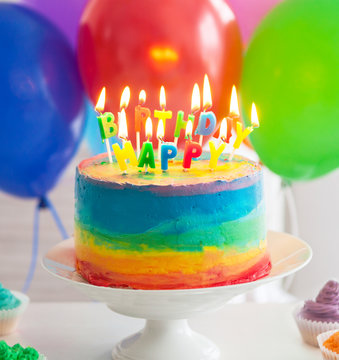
[195,75,217,146]
[135,90,151,158]
[213,84,239,141]
[174,83,200,146]
[209,142,226,170]
[229,103,259,161]
[183,120,202,170]
[208,118,227,170]
[95,87,117,164]
[161,143,177,171]
[156,119,164,161]
[118,86,130,127]
[138,117,155,172]
[154,86,172,141]
[112,107,138,173]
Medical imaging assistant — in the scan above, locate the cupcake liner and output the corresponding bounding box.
[293,305,339,347]
[317,330,339,360]
[0,290,29,336]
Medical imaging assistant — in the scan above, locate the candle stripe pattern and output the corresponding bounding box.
[74,154,271,290]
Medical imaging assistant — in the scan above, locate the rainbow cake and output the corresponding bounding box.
[74,153,271,290]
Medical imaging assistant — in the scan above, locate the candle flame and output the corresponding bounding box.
[203,74,212,110]
[160,86,166,109]
[220,118,227,141]
[146,117,153,139]
[118,109,128,139]
[251,103,259,127]
[139,90,146,105]
[120,86,131,109]
[95,87,106,113]
[191,83,200,114]
[185,119,193,138]
[230,85,239,116]
[157,119,164,140]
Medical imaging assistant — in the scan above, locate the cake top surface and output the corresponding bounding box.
[78,152,261,187]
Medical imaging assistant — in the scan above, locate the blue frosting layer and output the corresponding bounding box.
[75,168,264,236]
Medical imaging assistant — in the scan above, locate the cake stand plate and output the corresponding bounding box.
[42,231,312,360]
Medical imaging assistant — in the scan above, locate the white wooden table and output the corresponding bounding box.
[1,302,320,360]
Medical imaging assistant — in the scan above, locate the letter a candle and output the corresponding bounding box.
[138,117,155,173]
[112,108,138,174]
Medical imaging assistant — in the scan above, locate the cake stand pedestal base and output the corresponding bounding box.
[111,319,219,360]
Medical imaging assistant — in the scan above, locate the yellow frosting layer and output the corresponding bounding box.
[79,154,261,186]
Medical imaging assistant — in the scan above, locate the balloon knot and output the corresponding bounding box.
[38,197,48,209]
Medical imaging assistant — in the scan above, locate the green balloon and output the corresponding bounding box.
[241,0,339,181]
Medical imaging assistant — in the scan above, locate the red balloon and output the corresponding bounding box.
[78,0,242,148]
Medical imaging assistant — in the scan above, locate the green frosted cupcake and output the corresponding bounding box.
[0,341,46,360]
[0,283,29,335]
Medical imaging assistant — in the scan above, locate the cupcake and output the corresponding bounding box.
[0,283,29,336]
[0,341,46,359]
[294,280,339,347]
[318,330,339,359]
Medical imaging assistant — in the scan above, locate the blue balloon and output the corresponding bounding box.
[84,98,122,155]
[0,4,85,198]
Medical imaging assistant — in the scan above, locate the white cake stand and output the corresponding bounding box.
[42,230,312,360]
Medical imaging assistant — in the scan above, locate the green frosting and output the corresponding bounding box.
[0,341,16,360]
[0,342,40,360]
[12,344,24,354]
[0,283,21,310]
[18,347,40,360]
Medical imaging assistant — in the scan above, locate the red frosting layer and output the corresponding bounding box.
[76,254,272,290]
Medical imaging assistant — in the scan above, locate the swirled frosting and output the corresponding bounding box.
[19,347,40,359]
[0,283,20,310]
[300,280,339,322]
[0,341,18,360]
[0,342,40,360]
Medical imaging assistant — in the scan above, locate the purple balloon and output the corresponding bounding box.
[22,0,88,47]
[227,0,283,44]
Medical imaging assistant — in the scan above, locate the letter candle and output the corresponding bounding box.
[95,87,117,164]
[118,86,130,127]
[174,83,200,147]
[208,118,227,170]
[112,108,138,174]
[213,84,238,141]
[138,117,155,173]
[183,120,202,170]
[161,143,177,171]
[154,86,172,143]
[156,119,164,161]
[195,74,217,146]
[135,90,151,158]
[229,103,259,161]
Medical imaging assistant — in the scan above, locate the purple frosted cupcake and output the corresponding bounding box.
[294,280,339,347]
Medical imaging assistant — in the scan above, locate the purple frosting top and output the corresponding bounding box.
[300,280,339,322]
